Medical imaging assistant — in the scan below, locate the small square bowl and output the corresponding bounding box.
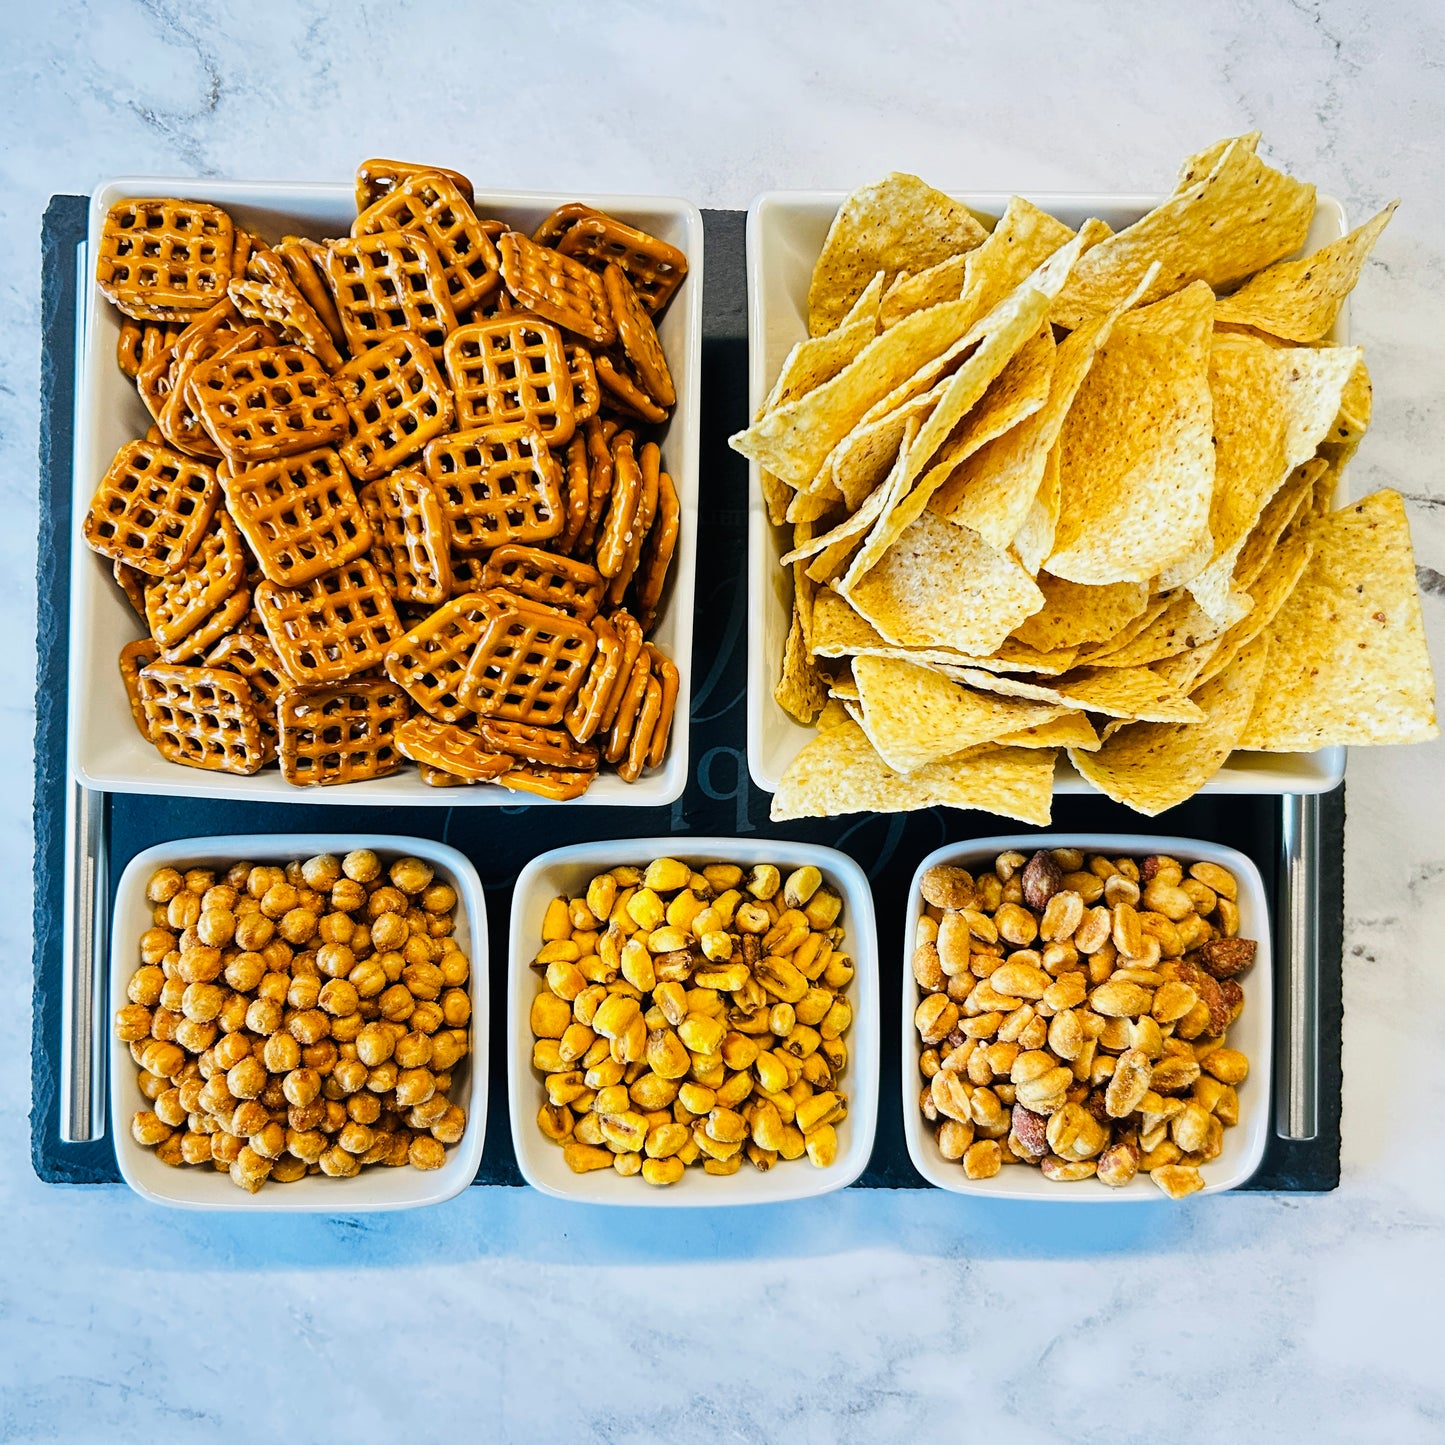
[901,833,1271,1200]
[744,188,1349,798]
[110,833,487,1209]
[509,837,879,1205]
[71,179,703,807]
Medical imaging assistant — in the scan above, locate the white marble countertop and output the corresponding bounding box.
[3,1,1444,1438]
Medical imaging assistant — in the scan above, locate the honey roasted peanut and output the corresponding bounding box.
[531,856,853,1187]
[914,848,1255,1197]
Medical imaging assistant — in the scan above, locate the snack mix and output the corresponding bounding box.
[115,850,472,1192]
[528,857,854,1186]
[734,135,1435,824]
[87,162,689,796]
[913,848,1255,1198]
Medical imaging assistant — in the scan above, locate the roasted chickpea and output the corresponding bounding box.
[342,849,381,884]
[422,882,457,914]
[138,930,175,967]
[408,1136,446,1170]
[302,854,342,891]
[390,857,434,894]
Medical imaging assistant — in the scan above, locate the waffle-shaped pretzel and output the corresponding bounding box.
[323,229,458,360]
[556,213,689,315]
[607,440,661,607]
[565,612,623,745]
[232,228,253,276]
[394,714,515,781]
[471,716,598,770]
[255,559,402,684]
[333,331,456,481]
[482,543,605,621]
[442,317,574,444]
[603,264,675,409]
[634,467,680,632]
[358,469,453,605]
[383,591,513,722]
[497,231,616,348]
[158,585,252,664]
[355,171,501,314]
[566,343,600,425]
[190,346,348,466]
[96,199,234,322]
[136,329,181,422]
[605,646,654,766]
[162,308,276,460]
[117,320,146,379]
[644,643,680,769]
[457,600,596,725]
[229,243,344,371]
[419,762,478,787]
[557,434,590,555]
[119,638,161,740]
[594,433,643,579]
[275,236,346,349]
[83,439,219,576]
[113,558,150,620]
[497,765,597,801]
[221,445,372,585]
[577,416,614,554]
[532,202,601,249]
[595,354,668,425]
[277,679,410,786]
[206,628,286,738]
[145,511,246,646]
[356,158,475,212]
[600,610,646,735]
[423,422,564,552]
[618,673,663,783]
[137,662,267,774]
[449,554,488,596]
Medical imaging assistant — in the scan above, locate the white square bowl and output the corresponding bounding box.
[110,833,487,1209]
[744,188,1350,798]
[70,179,703,806]
[901,833,1272,1200]
[508,836,879,1205]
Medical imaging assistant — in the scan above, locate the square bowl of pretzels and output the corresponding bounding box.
[70,163,703,804]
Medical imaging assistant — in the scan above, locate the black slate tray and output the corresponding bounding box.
[32,196,1343,1190]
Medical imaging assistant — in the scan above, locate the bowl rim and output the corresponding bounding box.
[69,177,705,808]
[741,185,1350,799]
[899,830,1272,1201]
[507,834,880,1206]
[109,832,488,1211]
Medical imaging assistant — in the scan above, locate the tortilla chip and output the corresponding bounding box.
[1047,283,1216,584]
[1053,135,1316,327]
[1083,592,1231,668]
[1318,355,1372,470]
[1181,337,1360,620]
[807,175,988,335]
[1069,634,1270,815]
[1174,132,1259,189]
[1073,594,1173,662]
[999,711,1101,751]
[760,470,793,527]
[853,654,1067,772]
[840,272,887,328]
[956,196,1077,323]
[955,664,1205,723]
[760,313,880,416]
[931,266,1157,547]
[1215,201,1397,342]
[1151,638,1225,694]
[771,717,1054,825]
[774,606,829,725]
[815,697,852,732]
[1233,458,1323,589]
[1239,490,1438,748]
[839,285,1053,586]
[729,298,978,488]
[1194,527,1314,689]
[827,377,946,509]
[1011,576,1149,652]
[880,253,971,328]
[846,511,1045,655]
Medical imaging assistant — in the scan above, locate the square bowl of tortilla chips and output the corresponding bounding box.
[735,139,1435,826]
